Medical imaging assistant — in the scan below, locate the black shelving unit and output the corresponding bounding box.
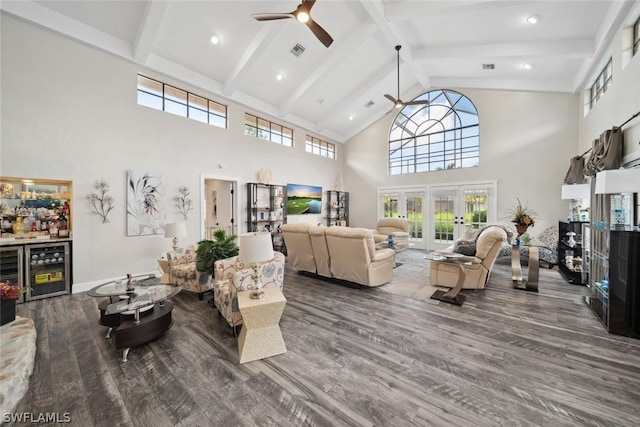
[325,190,349,226]
[246,183,287,251]
[557,220,588,284]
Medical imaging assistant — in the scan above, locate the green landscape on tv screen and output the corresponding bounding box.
[287,183,322,215]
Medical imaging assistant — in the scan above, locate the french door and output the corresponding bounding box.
[380,189,426,249]
[429,184,495,250]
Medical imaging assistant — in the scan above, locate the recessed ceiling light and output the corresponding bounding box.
[348,115,355,121]
[276,73,283,81]
[521,63,532,70]
[526,15,540,24]
[210,34,220,45]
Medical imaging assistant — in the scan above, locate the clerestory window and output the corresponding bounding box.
[388,89,479,175]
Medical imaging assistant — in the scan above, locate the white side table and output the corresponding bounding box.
[237,287,287,364]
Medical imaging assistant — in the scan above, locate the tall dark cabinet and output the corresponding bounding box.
[586,229,640,338]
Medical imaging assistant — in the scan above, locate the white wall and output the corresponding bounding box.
[0,14,342,289]
[344,89,580,233]
[578,4,640,164]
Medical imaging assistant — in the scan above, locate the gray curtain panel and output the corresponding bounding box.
[584,127,623,176]
[564,155,586,184]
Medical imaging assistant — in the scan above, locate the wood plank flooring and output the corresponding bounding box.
[12,252,640,427]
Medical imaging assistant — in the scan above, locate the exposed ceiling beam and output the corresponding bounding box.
[223,24,283,97]
[430,77,574,94]
[133,1,169,63]
[316,59,398,131]
[278,22,377,117]
[358,0,430,90]
[0,0,131,58]
[414,39,594,59]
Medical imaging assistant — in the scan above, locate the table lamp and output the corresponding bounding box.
[238,232,274,299]
[165,222,187,251]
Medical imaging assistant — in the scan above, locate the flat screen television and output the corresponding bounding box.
[286,183,322,215]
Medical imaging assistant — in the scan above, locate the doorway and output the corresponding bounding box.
[429,183,496,250]
[201,175,239,239]
[379,188,426,249]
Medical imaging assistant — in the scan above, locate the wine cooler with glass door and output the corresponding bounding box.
[24,241,71,301]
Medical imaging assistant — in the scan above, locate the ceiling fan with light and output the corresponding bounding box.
[384,45,429,108]
[253,0,334,48]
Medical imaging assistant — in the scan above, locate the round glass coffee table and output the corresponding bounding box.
[88,275,181,362]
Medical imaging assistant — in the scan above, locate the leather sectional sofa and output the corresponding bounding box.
[281,223,395,287]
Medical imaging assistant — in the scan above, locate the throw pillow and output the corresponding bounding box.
[453,239,476,256]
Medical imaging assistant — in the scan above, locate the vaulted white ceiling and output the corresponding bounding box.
[1,1,635,143]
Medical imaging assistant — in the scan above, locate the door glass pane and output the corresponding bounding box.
[405,194,423,239]
[463,189,488,231]
[382,196,399,218]
[433,193,454,244]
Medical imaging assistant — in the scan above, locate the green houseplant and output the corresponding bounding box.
[196,229,239,274]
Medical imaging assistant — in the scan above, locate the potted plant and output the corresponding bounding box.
[196,229,239,274]
[509,198,537,236]
[1,281,24,325]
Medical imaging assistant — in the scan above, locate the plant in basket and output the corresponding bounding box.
[509,198,537,236]
[1,281,24,326]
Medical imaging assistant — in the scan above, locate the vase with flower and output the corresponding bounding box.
[509,198,537,237]
[1,281,24,325]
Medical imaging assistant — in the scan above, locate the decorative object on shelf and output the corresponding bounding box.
[238,232,274,299]
[173,186,194,220]
[165,222,187,251]
[566,231,577,247]
[258,168,272,184]
[87,179,114,223]
[1,281,23,325]
[509,198,536,236]
[127,170,165,236]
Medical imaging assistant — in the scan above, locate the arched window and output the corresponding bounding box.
[388,89,479,175]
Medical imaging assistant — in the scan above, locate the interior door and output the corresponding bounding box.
[429,184,493,250]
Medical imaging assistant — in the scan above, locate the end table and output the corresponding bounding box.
[237,287,287,364]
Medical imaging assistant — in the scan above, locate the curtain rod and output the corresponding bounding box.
[619,110,640,130]
[579,110,640,156]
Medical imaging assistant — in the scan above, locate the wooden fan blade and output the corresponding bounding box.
[384,94,398,103]
[403,100,429,106]
[253,13,295,21]
[303,0,317,12]
[306,18,333,47]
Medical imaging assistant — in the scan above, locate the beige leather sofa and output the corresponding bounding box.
[430,225,507,289]
[371,218,411,245]
[281,223,395,287]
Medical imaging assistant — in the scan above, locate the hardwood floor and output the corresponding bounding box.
[13,253,640,427]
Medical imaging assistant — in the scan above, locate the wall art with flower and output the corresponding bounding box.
[126,170,165,236]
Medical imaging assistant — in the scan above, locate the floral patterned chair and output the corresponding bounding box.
[520,225,559,268]
[166,246,214,300]
[213,251,285,332]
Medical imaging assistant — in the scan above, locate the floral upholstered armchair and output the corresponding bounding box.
[166,246,214,300]
[213,251,285,332]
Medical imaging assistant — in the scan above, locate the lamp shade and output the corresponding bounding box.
[595,168,640,194]
[164,222,187,238]
[561,184,590,200]
[238,232,274,264]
